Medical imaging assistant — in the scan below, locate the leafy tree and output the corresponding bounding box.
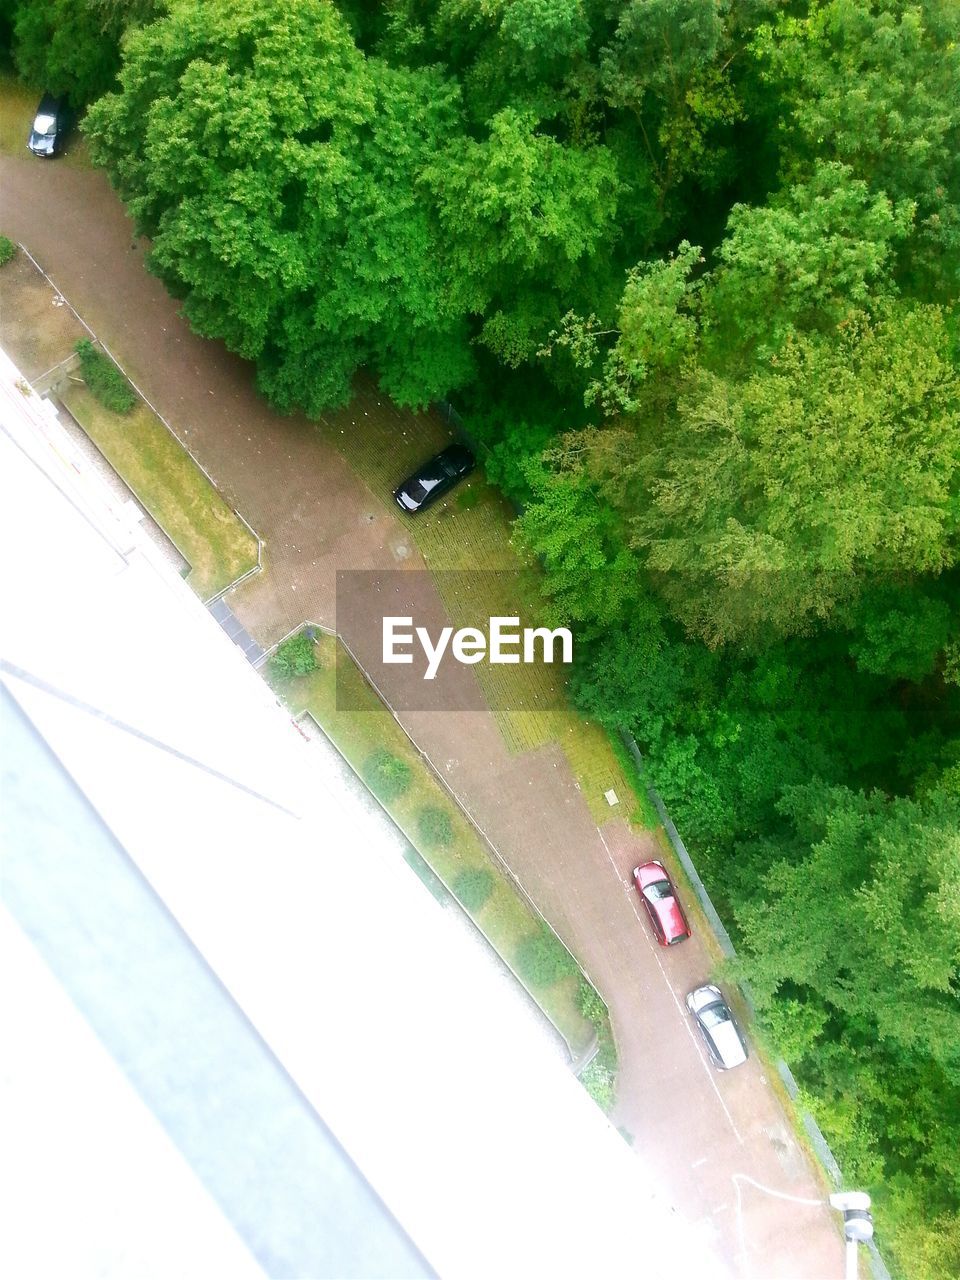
[847,587,955,681]
[537,290,957,650]
[74,338,137,412]
[738,782,960,1054]
[363,749,412,802]
[11,0,143,105]
[600,0,734,199]
[754,0,960,291]
[706,161,914,355]
[84,0,467,412]
[269,631,318,678]
[482,418,556,502]
[421,107,620,365]
[417,806,454,847]
[735,781,960,1250]
[542,240,702,413]
[434,0,593,121]
[415,0,598,135]
[590,303,959,646]
[515,460,642,633]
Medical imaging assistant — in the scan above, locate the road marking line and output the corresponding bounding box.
[732,1172,826,1280]
[732,1173,823,1206]
[623,887,745,1144]
[597,825,622,876]
[692,1156,709,1168]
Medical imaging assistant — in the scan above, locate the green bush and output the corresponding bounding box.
[74,338,137,413]
[579,1057,615,1111]
[417,805,454,847]
[577,978,608,1030]
[515,926,578,988]
[270,631,318,678]
[363,749,412,802]
[452,867,494,913]
[0,235,16,266]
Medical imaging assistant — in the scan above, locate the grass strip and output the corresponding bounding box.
[61,382,257,600]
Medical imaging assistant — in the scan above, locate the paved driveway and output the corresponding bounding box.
[1,155,845,1279]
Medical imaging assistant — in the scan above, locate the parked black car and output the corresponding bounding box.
[393,444,475,513]
[27,94,70,158]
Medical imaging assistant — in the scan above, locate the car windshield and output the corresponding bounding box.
[33,113,57,135]
[643,879,673,902]
[700,1002,731,1028]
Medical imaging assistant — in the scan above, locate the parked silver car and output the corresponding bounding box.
[686,984,748,1070]
[27,93,71,157]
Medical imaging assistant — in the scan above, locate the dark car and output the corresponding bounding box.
[633,860,691,946]
[27,93,70,158]
[686,985,748,1070]
[393,444,475,513]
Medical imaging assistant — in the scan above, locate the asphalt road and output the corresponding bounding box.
[1,153,846,1280]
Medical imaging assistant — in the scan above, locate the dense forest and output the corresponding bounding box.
[8,1,959,1274]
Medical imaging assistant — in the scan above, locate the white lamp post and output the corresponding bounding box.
[829,1191,874,1280]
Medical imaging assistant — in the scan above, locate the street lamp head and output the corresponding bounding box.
[830,1192,874,1244]
[829,1192,872,1213]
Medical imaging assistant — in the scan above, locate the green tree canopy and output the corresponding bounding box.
[706,161,915,355]
[543,301,960,645]
[735,780,960,1264]
[543,240,702,414]
[84,0,468,411]
[737,781,960,1059]
[421,107,620,365]
[755,0,960,290]
[600,0,741,198]
[515,458,643,631]
[12,0,147,105]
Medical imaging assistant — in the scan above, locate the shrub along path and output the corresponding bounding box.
[268,630,597,1064]
[0,152,843,1280]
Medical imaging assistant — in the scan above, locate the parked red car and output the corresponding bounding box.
[633,861,691,946]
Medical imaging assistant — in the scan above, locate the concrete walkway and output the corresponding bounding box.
[1,155,844,1279]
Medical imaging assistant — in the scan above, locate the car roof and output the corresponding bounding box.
[654,895,687,940]
[634,861,668,888]
[688,984,722,1011]
[707,1018,747,1067]
[437,443,472,463]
